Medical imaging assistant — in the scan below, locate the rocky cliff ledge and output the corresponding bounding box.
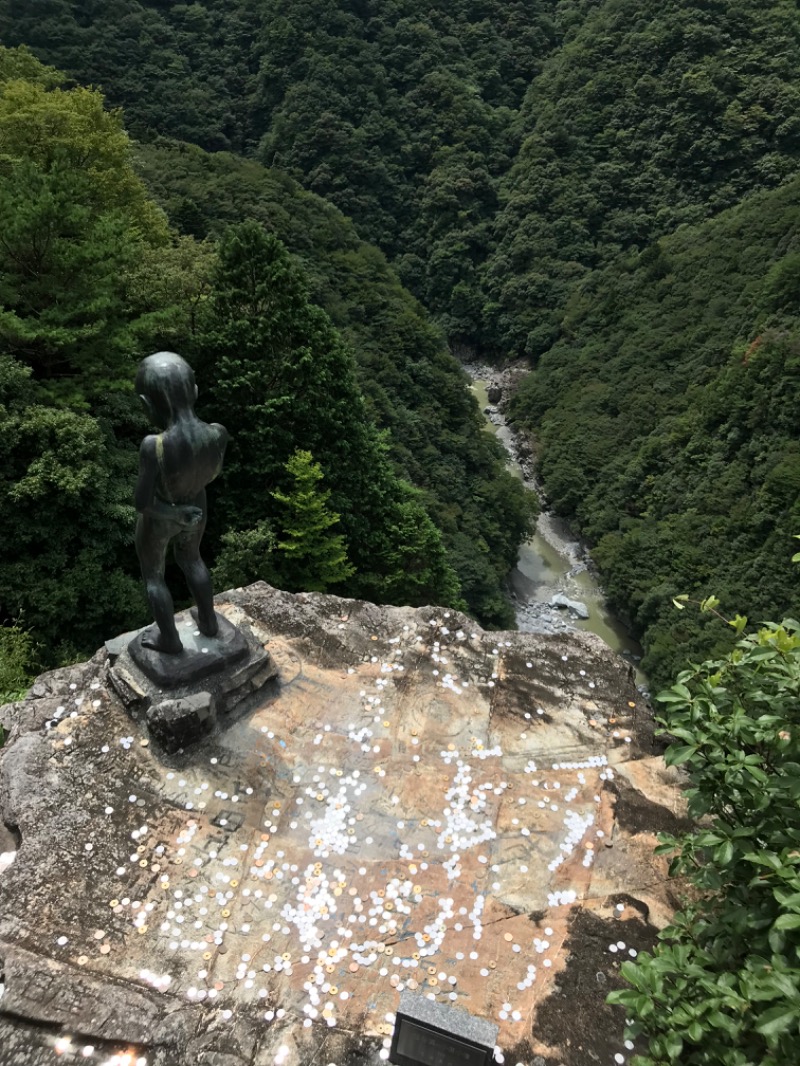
[0,584,686,1066]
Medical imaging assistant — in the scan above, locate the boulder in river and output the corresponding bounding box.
[551,593,591,619]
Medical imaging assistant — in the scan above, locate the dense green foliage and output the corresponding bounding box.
[609,617,800,1065]
[0,0,263,153]
[0,623,36,706]
[8,0,800,692]
[487,0,800,357]
[271,451,355,594]
[510,177,800,687]
[133,138,534,626]
[193,221,463,608]
[0,54,166,663]
[8,0,800,359]
[0,47,531,679]
[0,0,558,345]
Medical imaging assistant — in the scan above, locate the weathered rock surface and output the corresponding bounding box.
[0,584,684,1066]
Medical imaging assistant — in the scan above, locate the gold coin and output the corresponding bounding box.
[77,955,88,966]
[385,947,394,956]
[413,885,422,894]
[203,952,212,961]
[139,860,148,868]
[109,899,119,908]
[326,964,335,973]
[429,977,438,986]
[329,985,338,994]
[422,934,430,943]
[489,961,496,970]
[137,846,146,854]
[282,952,291,961]
[230,880,239,888]
[412,953,420,961]
[173,858,183,866]
[137,925,148,934]
[427,967,436,975]
[221,909,231,918]
[377,944,385,954]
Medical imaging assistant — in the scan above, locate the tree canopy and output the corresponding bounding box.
[0,46,530,680]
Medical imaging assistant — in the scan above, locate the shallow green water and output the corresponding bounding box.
[471,381,643,671]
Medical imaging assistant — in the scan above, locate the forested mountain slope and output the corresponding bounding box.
[510,177,800,686]
[486,0,800,357]
[134,139,532,627]
[7,0,800,359]
[0,0,558,345]
[0,48,531,677]
[7,2,800,688]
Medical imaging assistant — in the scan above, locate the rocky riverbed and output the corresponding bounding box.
[463,363,643,678]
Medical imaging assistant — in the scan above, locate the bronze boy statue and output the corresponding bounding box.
[134,352,228,655]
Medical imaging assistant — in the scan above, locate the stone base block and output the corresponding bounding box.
[147,692,217,753]
[128,612,249,688]
[107,608,277,752]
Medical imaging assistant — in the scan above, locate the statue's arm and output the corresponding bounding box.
[135,436,202,528]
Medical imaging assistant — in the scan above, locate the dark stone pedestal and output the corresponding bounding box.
[107,608,277,753]
[128,612,248,688]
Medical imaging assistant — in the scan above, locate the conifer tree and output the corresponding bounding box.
[197,220,462,609]
[271,449,354,592]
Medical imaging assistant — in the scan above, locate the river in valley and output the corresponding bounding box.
[470,377,646,685]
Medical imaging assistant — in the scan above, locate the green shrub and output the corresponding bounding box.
[608,619,800,1065]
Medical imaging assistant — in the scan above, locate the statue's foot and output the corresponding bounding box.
[192,608,219,639]
[141,625,184,655]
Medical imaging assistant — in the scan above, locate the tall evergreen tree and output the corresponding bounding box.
[196,221,462,608]
[271,449,354,593]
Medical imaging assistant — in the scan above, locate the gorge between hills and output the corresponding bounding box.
[2,6,800,1061]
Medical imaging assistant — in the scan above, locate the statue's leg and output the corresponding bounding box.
[174,526,218,638]
[135,515,183,654]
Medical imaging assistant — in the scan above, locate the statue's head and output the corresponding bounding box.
[136,352,198,428]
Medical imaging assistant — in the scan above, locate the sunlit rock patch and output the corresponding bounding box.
[0,586,684,1066]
